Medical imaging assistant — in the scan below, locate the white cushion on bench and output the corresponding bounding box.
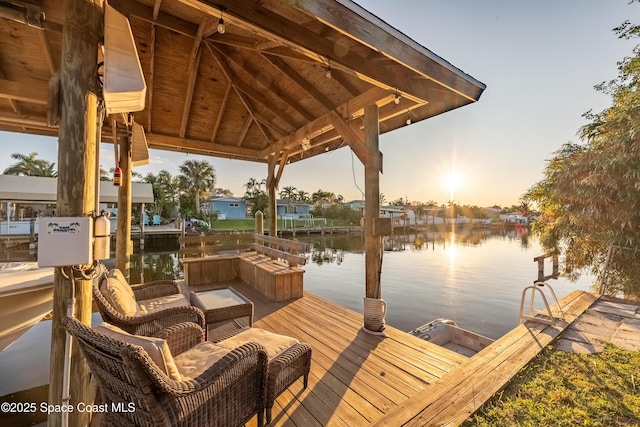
[173,341,232,380]
[138,293,190,315]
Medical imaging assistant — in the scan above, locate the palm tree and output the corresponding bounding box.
[243,177,267,216]
[279,186,298,213]
[3,152,57,176]
[178,160,216,215]
[296,190,310,203]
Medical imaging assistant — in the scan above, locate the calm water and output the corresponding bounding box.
[0,224,595,423]
[113,224,594,339]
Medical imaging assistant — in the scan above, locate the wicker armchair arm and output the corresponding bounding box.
[131,280,181,300]
[116,306,205,336]
[153,322,205,355]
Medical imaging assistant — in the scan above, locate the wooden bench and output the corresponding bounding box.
[180,233,310,302]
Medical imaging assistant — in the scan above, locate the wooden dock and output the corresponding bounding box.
[189,280,598,426]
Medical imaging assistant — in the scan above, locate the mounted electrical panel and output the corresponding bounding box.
[38,217,93,267]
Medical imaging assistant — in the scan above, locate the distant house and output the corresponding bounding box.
[276,199,313,218]
[202,196,247,220]
[500,213,529,224]
[343,200,365,214]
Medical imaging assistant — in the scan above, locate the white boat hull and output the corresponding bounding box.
[410,319,494,357]
[0,263,54,352]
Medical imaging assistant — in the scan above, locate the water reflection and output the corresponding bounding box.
[300,224,530,266]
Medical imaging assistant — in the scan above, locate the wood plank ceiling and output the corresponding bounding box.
[0,0,485,165]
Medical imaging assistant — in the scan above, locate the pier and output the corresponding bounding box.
[184,279,599,426]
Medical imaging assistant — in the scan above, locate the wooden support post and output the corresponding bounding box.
[363,103,384,332]
[255,211,264,234]
[49,1,100,425]
[267,155,278,237]
[116,133,132,280]
[139,202,145,247]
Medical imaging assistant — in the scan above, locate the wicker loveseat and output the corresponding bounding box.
[64,316,267,427]
[92,266,205,336]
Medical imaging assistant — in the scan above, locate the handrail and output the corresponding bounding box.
[518,281,565,325]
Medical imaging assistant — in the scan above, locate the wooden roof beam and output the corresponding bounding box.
[110,0,197,39]
[206,42,297,134]
[263,55,334,111]
[0,79,48,105]
[175,0,474,104]
[146,133,264,161]
[146,0,162,132]
[0,69,22,115]
[236,116,252,147]
[233,90,274,147]
[216,46,315,122]
[280,0,486,101]
[38,30,57,75]
[260,86,393,158]
[179,15,211,138]
[210,81,230,142]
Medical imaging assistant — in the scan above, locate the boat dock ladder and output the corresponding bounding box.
[518,281,565,325]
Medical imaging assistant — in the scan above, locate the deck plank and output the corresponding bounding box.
[371,290,599,426]
[188,279,600,427]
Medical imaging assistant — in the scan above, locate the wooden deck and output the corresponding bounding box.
[189,280,598,426]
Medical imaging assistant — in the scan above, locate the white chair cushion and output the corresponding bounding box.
[173,341,231,381]
[137,293,190,315]
[107,268,135,299]
[94,323,181,381]
[100,277,140,316]
[216,328,298,360]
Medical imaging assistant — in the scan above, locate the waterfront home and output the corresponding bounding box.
[202,196,248,219]
[277,199,313,218]
[0,176,154,236]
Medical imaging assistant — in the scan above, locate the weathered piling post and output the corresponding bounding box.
[363,104,385,333]
[116,133,132,280]
[49,1,101,425]
[255,211,264,234]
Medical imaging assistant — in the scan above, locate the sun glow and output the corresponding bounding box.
[442,172,463,200]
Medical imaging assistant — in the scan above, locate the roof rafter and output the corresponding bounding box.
[147,132,264,161]
[145,0,162,132]
[210,81,230,142]
[179,15,212,138]
[263,55,334,111]
[261,86,394,158]
[206,42,297,134]
[216,45,315,122]
[174,0,455,104]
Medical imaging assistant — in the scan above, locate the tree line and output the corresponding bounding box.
[525,8,640,298]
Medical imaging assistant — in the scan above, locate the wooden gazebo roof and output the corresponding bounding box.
[0,0,485,165]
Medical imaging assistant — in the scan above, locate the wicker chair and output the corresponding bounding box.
[92,266,205,336]
[64,317,267,427]
[187,323,312,425]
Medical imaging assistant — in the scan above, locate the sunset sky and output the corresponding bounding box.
[0,0,636,207]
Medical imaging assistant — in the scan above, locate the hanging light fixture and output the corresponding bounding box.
[325,58,332,79]
[394,89,401,105]
[405,108,412,125]
[217,9,226,34]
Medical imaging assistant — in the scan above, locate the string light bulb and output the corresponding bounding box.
[217,10,225,34]
[394,90,401,105]
[406,109,412,125]
[325,59,332,79]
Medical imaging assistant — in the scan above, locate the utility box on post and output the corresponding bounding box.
[38,217,93,267]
